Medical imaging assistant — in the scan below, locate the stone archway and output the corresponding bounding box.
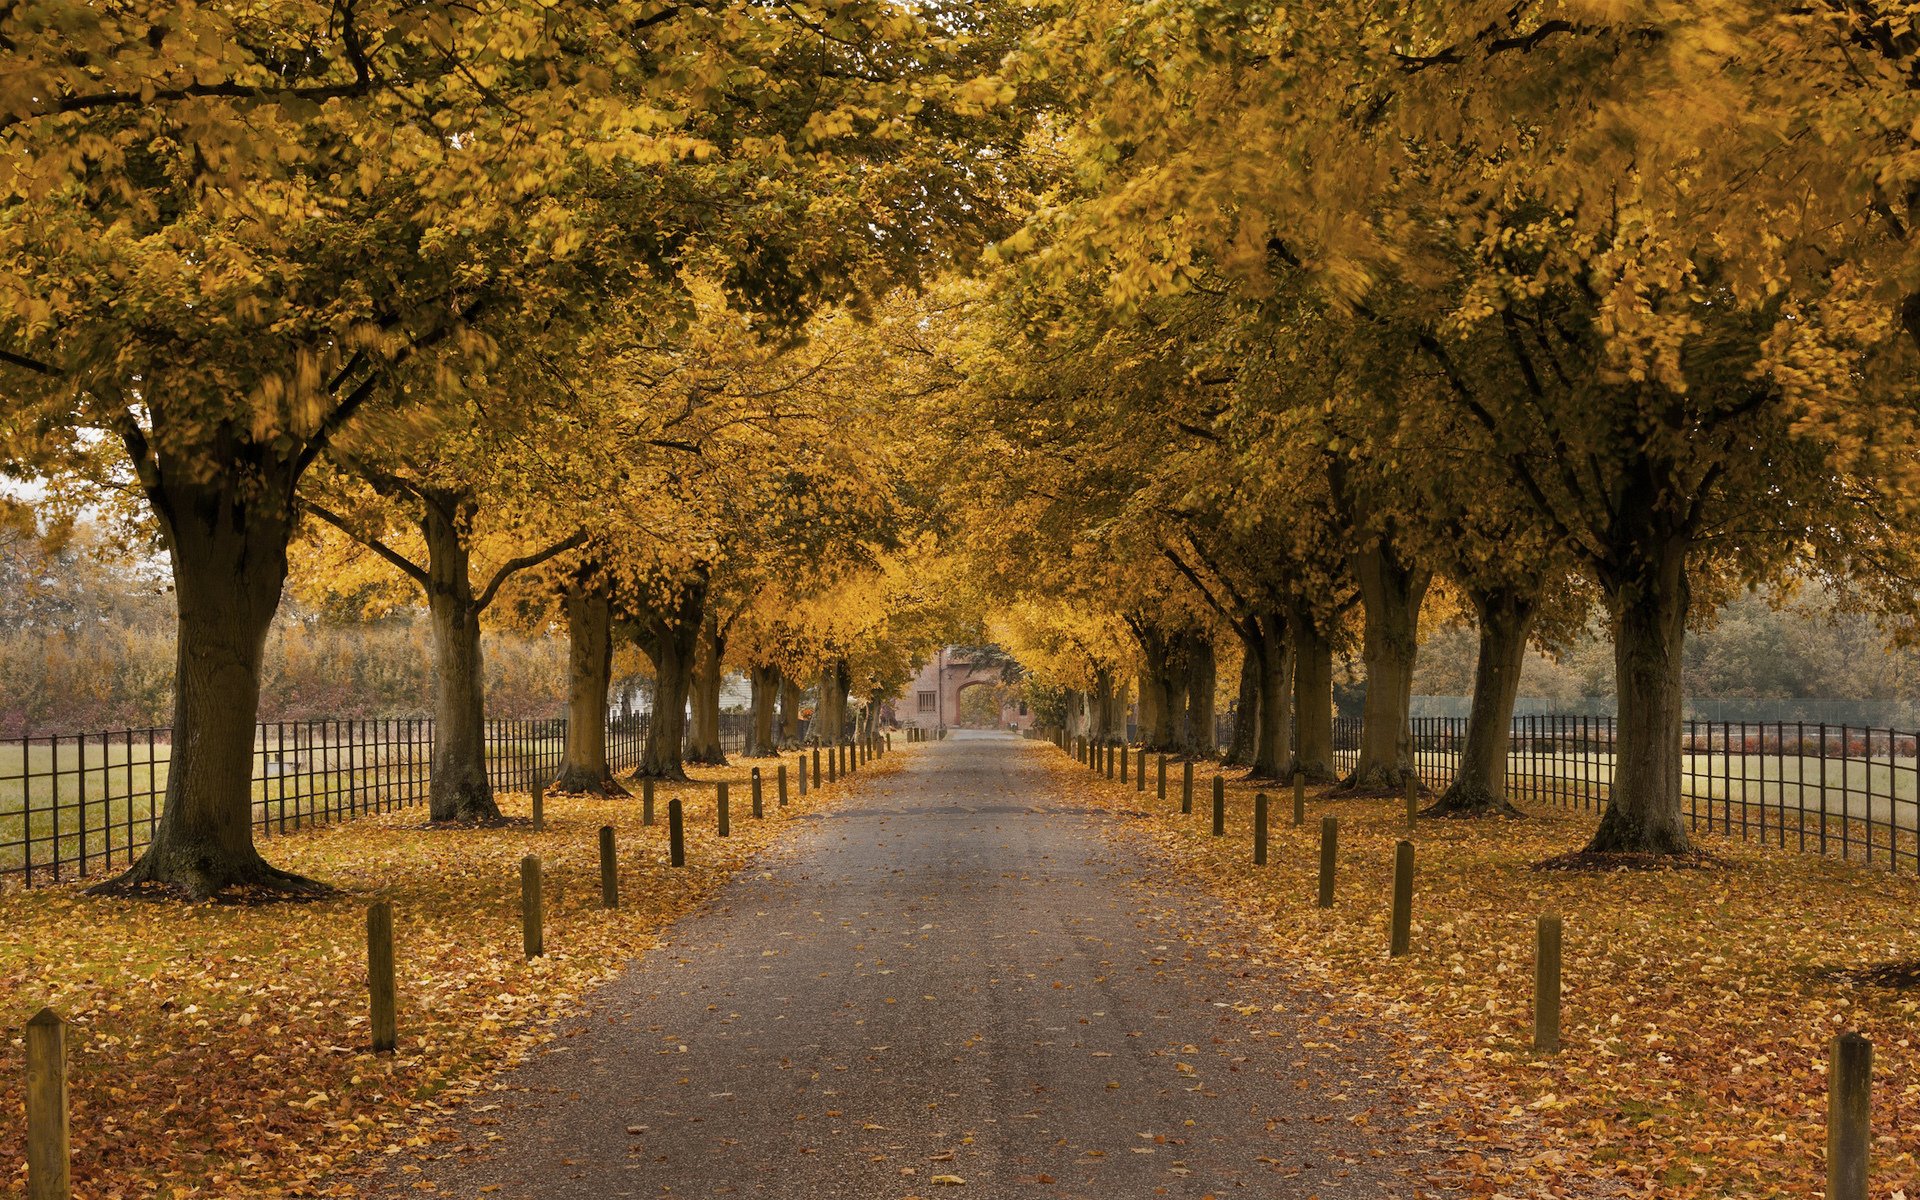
[896,649,1035,732]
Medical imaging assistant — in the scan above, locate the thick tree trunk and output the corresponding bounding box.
[1250,611,1293,780]
[1105,678,1130,742]
[1177,632,1217,759]
[746,664,780,756]
[1585,534,1694,855]
[1290,609,1337,782]
[424,506,501,823]
[633,579,705,780]
[685,610,727,765]
[1224,649,1259,768]
[1430,589,1534,817]
[553,579,626,796]
[1090,669,1118,742]
[778,676,804,748]
[813,660,850,744]
[98,476,317,898]
[1344,544,1430,793]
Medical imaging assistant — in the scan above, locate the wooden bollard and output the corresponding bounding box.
[668,798,686,866]
[717,782,731,837]
[1120,744,1129,783]
[1211,775,1225,836]
[1317,817,1338,908]
[642,777,655,826]
[1253,793,1268,865]
[1181,761,1194,814]
[532,789,545,833]
[1292,771,1305,826]
[751,768,764,818]
[1534,915,1562,1053]
[599,824,618,909]
[367,901,397,1052]
[1389,840,1414,957]
[798,758,809,797]
[778,764,790,806]
[1405,772,1419,831]
[26,1007,68,1200]
[828,744,838,783]
[1136,751,1146,793]
[521,855,544,959]
[1157,754,1167,800]
[1828,1032,1873,1200]
[812,745,821,786]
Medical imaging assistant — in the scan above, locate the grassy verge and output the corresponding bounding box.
[1054,750,1920,1198]
[0,748,899,1198]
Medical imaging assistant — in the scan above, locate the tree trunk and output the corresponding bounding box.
[1290,608,1337,782]
[1250,610,1293,780]
[553,578,626,796]
[1224,648,1259,768]
[746,664,780,756]
[1090,669,1118,742]
[633,579,705,780]
[98,475,317,898]
[1585,534,1694,855]
[1430,588,1533,816]
[423,503,501,823]
[778,675,804,748]
[1177,632,1217,759]
[813,660,850,744]
[1344,544,1430,793]
[685,609,727,765]
[1105,678,1130,742]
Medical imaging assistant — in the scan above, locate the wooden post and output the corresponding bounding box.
[367,902,397,1052]
[532,789,545,833]
[1389,841,1413,957]
[717,782,730,837]
[668,799,686,867]
[778,764,790,807]
[599,824,618,909]
[1211,775,1225,836]
[1317,817,1338,908]
[812,745,821,786]
[751,768,764,818]
[798,758,809,797]
[642,777,655,826]
[1827,1032,1873,1200]
[1181,760,1194,814]
[1157,754,1167,800]
[1105,743,1115,780]
[1253,793,1268,865]
[520,855,544,959]
[25,1007,68,1200]
[1533,915,1562,1053]
[1120,744,1129,783]
[1292,771,1305,826]
[1405,772,1419,831]
[1136,751,1146,793]
[828,744,838,783]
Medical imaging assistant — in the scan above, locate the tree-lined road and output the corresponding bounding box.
[376,734,1433,1197]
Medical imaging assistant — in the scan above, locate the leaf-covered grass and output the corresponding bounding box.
[1059,752,1920,1198]
[0,749,891,1198]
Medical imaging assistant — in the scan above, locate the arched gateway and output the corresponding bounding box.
[896,647,1034,733]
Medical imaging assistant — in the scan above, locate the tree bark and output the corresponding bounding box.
[1290,608,1337,782]
[419,498,502,823]
[97,474,318,897]
[1176,631,1217,759]
[1105,677,1130,742]
[684,608,727,765]
[632,578,705,780]
[778,675,804,748]
[812,660,850,744]
[1585,533,1694,854]
[1249,610,1293,780]
[553,576,626,796]
[746,663,780,756]
[1430,588,1533,817]
[1090,668,1118,742]
[1224,649,1259,768]
[1344,543,1430,793]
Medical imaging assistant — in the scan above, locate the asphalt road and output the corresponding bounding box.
[377,732,1433,1198]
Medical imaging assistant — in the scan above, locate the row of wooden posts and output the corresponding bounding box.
[20,732,898,1200]
[1057,732,1879,1199]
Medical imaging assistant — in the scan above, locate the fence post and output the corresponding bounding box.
[751,768,764,818]
[1158,754,1168,800]
[1253,793,1268,865]
[1534,915,1562,1053]
[778,764,790,807]
[799,758,809,797]
[828,745,838,783]
[812,745,821,787]
[367,901,397,1052]
[1211,775,1225,836]
[1405,772,1418,831]
[26,1007,69,1200]
[668,799,686,866]
[1389,841,1413,957]
[642,778,655,826]
[1827,1032,1872,1200]
[520,855,544,959]
[1120,744,1129,783]
[1182,761,1194,814]
[1136,750,1146,793]
[1317,817,1338,908]
[1292,770,1305,826]
[599,825,618,909]
[717,782,730,837]
[532,788,545,833]
[1105,743,1115,780]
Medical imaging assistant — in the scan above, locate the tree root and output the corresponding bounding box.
[549,767,631,798]
[1423,780,1527,819]
[1532,848,1725,872]
[88,852,333,904]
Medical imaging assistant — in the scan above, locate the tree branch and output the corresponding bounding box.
[301,499,431,588]
[476,529,589,613]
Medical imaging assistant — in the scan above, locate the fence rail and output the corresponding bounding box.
[1,711,751,888]
[1328,715,1920,874]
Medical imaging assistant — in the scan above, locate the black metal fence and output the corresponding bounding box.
[1329,715,1920,874]
[1,711,752,888]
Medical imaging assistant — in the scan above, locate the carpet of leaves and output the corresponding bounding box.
[0,750,886,1198]
[1056,752,1920,1199]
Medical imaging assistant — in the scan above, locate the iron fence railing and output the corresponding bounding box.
[1326,715,1920,874]
[2,709,755,888]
